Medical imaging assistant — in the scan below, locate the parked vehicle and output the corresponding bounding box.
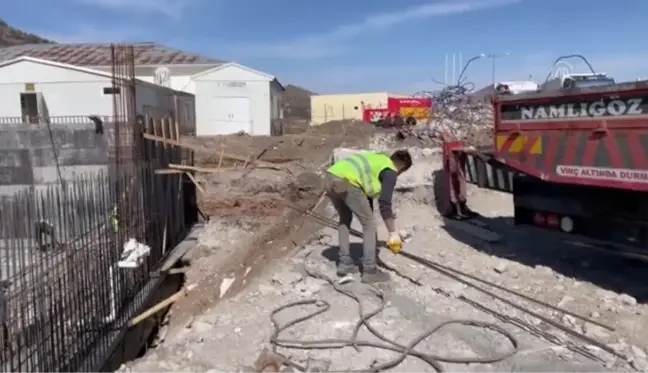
[437,77,648,260]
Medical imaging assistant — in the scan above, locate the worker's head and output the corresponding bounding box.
[390,149,413,174]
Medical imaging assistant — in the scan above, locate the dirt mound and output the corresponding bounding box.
[201,194,285,217]
[169,120,377,328]
[305,119,375,138]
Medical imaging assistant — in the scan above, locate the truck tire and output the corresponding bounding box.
[433,169,454,217]
[405,116,417,126]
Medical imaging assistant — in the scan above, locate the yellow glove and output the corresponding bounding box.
[387,232,402,254]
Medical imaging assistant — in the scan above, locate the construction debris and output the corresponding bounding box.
[119,135,648,373]
[389,103,493,148]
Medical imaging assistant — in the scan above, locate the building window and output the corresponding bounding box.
[20,93,39,124]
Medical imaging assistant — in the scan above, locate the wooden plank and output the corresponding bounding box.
[168,163,232,173]
[155,169,184,175]
[184,171,205,194]
[142,133,283,169]
[161,118,168,149]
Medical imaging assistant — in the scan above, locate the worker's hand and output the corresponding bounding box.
[387,231,402,254]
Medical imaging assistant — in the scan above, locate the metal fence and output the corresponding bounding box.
[0,44,193,371]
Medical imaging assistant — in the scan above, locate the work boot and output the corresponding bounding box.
[459,202,479,218]
[336,262,358,277]
[361,268,390,284]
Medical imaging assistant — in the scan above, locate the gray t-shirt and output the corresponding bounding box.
[376,169,398,220]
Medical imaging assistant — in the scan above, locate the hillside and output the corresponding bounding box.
[0,18,52,47]
[283,84,314,120]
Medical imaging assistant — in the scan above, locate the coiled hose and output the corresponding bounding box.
[268,250,519,372]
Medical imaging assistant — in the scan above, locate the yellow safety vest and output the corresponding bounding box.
[328,152,397,198]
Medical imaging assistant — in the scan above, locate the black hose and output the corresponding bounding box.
[269,250,519,372]
[288,203,613,330]
[280,202,625,365]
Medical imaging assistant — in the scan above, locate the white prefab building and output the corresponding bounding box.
[0,43,284,136]
[0,56,195,124]
[192,63,284,136]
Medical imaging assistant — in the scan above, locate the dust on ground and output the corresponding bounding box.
[120,141,648,372]
[164,120,376,333]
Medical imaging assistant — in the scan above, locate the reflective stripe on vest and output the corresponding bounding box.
[327,152,396,198]
[345,154,375,197]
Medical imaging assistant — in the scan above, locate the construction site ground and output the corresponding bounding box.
[119,123,648,372]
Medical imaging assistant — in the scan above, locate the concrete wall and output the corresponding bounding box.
[0,121,111,197]
[0,59,196,197]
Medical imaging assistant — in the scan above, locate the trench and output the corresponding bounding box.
[104,197,331,371]
[101,272,186,372]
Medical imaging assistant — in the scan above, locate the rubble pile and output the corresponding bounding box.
[395,103,494,147]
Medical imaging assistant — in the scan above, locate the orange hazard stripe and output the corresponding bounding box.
[496,135,542,154]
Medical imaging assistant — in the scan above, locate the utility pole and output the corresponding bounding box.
[452,54,456,84]
[486,52,510,86]
[444,53,448,86]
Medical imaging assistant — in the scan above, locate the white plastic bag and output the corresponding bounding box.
[118,238,151,268]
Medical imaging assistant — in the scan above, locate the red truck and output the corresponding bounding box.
[363,97,432,124]
[436,80,648,259]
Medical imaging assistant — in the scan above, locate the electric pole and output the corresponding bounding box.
[486,53,510,86]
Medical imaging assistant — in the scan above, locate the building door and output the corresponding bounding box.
[205,96,251,135]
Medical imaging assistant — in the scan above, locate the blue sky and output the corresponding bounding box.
[4,0,648,94]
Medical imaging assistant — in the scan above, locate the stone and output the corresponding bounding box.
[631,345,647,359]
[618,293,637,306]
[493,262,508,274]
[534,265,554,275]
[631,357,648,371]
[582,323,610,340]
[191,320,213,334]
[557,296,573,308]
[562,314,577,327]
[608,341,627,353]
[272,271,303,286]
[589,311,600,318]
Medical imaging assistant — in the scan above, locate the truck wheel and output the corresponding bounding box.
[433,169,455,217]
[405,116,417,126]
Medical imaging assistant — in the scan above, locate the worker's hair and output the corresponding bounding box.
[390,149,413,171]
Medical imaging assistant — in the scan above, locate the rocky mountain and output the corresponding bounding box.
[0,18,52,47]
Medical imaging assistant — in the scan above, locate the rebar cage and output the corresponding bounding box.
[0,44,191,371]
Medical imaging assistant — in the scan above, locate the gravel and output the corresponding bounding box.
[117,140,648,372]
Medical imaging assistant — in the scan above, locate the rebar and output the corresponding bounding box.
[284,203,622,359]
[0,43,191,371]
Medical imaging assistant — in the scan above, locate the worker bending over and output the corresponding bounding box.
[325,150,413,283]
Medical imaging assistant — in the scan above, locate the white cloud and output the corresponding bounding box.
[235,0,523,59]
[76,0,196,19]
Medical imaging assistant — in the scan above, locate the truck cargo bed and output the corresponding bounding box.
[493,81,648,192]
